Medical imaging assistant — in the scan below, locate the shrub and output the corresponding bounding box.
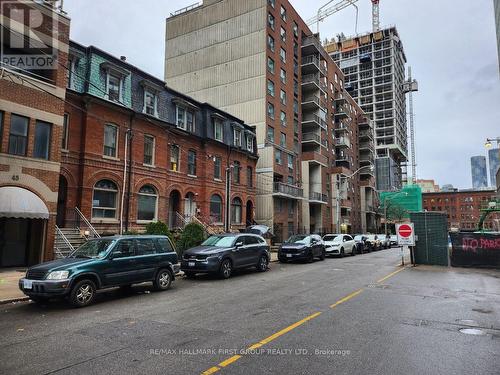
[176,222,206,255]
[145,221,173,241]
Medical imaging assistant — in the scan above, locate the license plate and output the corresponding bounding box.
[286,254,292,258]
[188,262,195,267]
[23,279,33,289]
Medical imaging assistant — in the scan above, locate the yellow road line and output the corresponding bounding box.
[219,355,242,367]
[330,289,363,308]
[201,367,220,375]
[377,267,406,283]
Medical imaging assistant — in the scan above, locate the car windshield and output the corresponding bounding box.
[323,235,339,242]
[354,235,363,241]
[367,235,376,240]
[69,239,115,259]
[201,236,236,248]
[286,235,310,244]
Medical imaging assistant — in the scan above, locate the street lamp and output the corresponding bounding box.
[484,137,500,149]
[383,191,408,235]
[335,163,374,233]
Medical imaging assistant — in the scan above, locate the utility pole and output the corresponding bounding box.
[224,165,232,232]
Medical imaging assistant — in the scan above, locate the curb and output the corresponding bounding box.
[0,296,29,305]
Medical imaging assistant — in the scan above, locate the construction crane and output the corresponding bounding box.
[306,0,380,34]
[403,67,418,184]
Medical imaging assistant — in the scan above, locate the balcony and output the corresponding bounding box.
[273,182,303,200]
[309,192,328,204]
[301,55,326,76]
[302,132,322,147]
[302,73,327,93]
[360,168,375,178]
[302,114,327,130]
[302,35,321,55]
[359,141,375,152]
[334,137,351,148]
[302,151,328,167]
[358,117,372,129]
[333,97,347,106]
[301,95,321,111]
[334,105,349,120]
[359,153,375,165]
[335,154,350,169]
[334,122,349,134]
[359,129,373,140]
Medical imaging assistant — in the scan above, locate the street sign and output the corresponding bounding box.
[396,223,415,246]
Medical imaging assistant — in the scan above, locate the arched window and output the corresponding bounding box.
[210,194,223,223]
[92,179,118,219]
[137,185,158,221]
[231,197,242,224]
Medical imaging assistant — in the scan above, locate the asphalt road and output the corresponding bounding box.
[1,248,499,375]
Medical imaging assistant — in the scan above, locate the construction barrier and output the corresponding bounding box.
[450,232,500,268]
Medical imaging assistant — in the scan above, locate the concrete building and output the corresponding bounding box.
[423,189,498,231]
[471,155,488,189]
[495,0,500,73]
[488,148,500,187]
[0,1,69,267]
[164,0,377,240]
[324,27,408,191]
[60,41,257,248]
[416,179,440,193]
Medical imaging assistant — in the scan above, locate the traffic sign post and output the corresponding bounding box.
[396,223,415,266]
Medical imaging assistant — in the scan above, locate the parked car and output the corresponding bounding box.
[390,235,398,247]
[278,234,325,263]
[323,234,356,257]
[353,234,370,253]
[181,233,269,279]
[19,235,179,307]
[365,234,381,251]
[378,234,391,249]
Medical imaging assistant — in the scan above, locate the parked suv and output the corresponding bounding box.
[181,233,270,279]
[353,235,370,253]
[365,234,381,251]
[278,234,325,262]
[19,235,179,307]
[323,234,356,257]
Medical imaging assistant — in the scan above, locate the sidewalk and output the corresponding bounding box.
[0,269,28,304]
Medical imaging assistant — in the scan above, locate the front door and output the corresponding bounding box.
[0,218,29,267]
[184,193,196,222]
[56,175,67,227]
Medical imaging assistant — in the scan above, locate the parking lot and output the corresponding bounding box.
[1,248,499,375]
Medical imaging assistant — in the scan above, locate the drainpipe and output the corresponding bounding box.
[124,115,134,233]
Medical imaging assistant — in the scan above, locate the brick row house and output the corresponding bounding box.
[61,41,258,237]
[0,1,70,266]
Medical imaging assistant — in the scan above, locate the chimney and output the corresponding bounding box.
[120,56,127,62]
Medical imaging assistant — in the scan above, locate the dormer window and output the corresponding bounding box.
[144,90,157,116]
[214,118,224,142]
[233,128,242,147]
[247,135,254,153]
[175,104,195,132]
[107,73,122,102]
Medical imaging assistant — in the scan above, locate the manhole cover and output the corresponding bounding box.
[459,328,485,335]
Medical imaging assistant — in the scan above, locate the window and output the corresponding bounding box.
[8,114,29,156]
[176,105,195,132]
[268,35,275,52]
[144,90,157,116]
[280,68,286,84]
[67,58,76,89]
[113,239,135,258]
[267,79,275,97]
[136,239,156,255]
[335,72,338,83]
[33,120,51,160]
[293,22,298,37]
[246,135,254,152]
[267,57,275,74]
[144,135,155,165]
[280,27,286,42]
[280,48,286,63]
[137,185,157,221]
[186,110,195,132]
[280,5,286,21]
[210,194,223,223]
[62,113,69,150]
[107,73,121,102]
[287,154,294,170]
[233,161,241,184]
[267,103,275,119]
[231,197,243,224]
[293,99,299,115]
[280,132,286,147]
[268,13,275,30]
[103,124,118,157]
[92,179,118,219]
[293,40,298,56]
[188,150,196,176]
[268,0,275,8]
[280,111,286,126]
[233,128,242,147]
[280,90,286,105]
[170,144,180,171]
[244,166,252,188]
[214,118,224,141]
[275,149,282,164]
[214,156,222,179]
[267,126,274,142]
[288,175,294,185]
[157,238,174,253]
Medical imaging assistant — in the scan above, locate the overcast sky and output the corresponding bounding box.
[65,0,500,189]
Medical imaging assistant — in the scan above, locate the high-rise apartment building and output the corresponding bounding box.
[494,0,500,73]
[165,0,377,241]
[488,148,500,187]
[471,156,488,189]
[324,27,408,191]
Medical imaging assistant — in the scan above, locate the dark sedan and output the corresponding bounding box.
[278,234,325,263]
[181,233,270,279]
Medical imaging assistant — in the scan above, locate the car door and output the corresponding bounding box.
[102,239,138,286]
[231,235,247,268]
[135,238,160,281]
[312,235,322,257]
[244,235,261,265]
[344,235,354,254]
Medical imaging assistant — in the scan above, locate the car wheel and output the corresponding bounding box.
[256,255,269,272]
[319,249,326,261]
[351,247,356,256]
[69,279,96,308]
[153,269,173,291]
[219,259,232,279]
[184,272,196,279]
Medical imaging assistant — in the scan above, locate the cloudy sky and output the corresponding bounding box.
[65,0,500,189]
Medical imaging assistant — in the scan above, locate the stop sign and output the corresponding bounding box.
[398,224,413,238]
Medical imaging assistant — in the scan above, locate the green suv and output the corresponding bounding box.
[19,235,179,307]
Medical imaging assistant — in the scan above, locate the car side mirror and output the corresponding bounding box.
[235,241,243,248]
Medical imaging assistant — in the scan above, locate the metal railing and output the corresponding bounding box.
[309,192,328,203]
[302,114,327,129]
[302,132,321,144]
[54,225,75,258]
[273,182,303,198]
[74,207,100,238]
[170,2,201,17]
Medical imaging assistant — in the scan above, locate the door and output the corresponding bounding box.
[135,238,161,281]
[56,175,67,227]
[184,193,197,222]
[311,235,322,257]
[344,235,354,254]
[232,236,253,267]
[102,239,138,286]
[243,236,261,265]
[0,218,29,267]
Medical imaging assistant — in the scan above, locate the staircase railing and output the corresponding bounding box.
[74,207,100,238]
[55,225,75,258]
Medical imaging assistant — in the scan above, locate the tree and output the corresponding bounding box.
[176,222,206,255]
[145,221,173,242]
